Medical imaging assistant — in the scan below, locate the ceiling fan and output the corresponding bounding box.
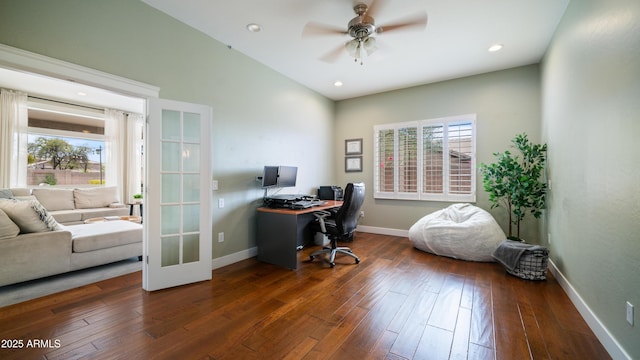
[302,0,428,65]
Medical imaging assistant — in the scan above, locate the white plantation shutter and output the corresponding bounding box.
[422,124,444,194]
[397,127,418,194]
[374,128,395,194]
[447,122,474,195]
[374,115,475,202]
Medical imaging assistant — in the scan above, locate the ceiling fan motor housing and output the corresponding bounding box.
[349,4,376,39]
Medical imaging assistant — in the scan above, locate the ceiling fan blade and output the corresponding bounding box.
[302,21,347,37]
[319,44,346,63]
[377,12,428,33]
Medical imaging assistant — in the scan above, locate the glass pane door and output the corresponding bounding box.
[160,110,201,267]
[144,98,212,291]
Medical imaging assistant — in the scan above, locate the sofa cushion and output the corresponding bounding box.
[32,188,76,211]
[0,209,20,240]
[68,220,142,253]
[8,188,30,197]
[0,199,60,233]
[74,187,119,209]
[79,207,130,221]
[48,210,84,224]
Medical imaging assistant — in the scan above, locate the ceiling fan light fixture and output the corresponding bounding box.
[363,37,377,55]
[345,39,359,56]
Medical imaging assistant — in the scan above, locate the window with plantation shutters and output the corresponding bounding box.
[374,114,476,202]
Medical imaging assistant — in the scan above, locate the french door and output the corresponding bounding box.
[143,98,212,291]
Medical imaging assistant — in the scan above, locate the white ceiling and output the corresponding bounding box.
[142,0,569,100]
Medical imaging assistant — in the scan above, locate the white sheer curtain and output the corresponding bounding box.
[0,89,28,188]
[125,113,144,203]
[104,108,126,201]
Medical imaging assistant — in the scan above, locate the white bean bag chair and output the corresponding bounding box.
[408,203,506,262]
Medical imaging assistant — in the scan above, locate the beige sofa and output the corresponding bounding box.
[0,187,142,287]
[10,187,130,225]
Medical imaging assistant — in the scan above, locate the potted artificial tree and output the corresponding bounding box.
[479,133,547,241]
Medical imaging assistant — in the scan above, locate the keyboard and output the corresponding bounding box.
[288,200,327,209]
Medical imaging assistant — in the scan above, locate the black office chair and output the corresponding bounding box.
[309,182,365,267]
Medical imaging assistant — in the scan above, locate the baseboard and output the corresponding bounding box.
[357,225,409,237]
[548,260,630,360]
[212,247,258,270]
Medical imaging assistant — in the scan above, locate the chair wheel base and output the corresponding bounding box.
[309,245,360,267]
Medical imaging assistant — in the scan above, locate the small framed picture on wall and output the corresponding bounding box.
[345,138,363,155]
[345,156,362,172]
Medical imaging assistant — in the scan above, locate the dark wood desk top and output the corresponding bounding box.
[257,200,342,215]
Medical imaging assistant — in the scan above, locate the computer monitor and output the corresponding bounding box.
[261,166,279,188]
[277,166,297,188]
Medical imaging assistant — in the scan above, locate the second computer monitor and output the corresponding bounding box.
[277,166,297,188]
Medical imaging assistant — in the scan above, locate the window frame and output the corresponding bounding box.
[26,99,108,187]
[373,114,476,202]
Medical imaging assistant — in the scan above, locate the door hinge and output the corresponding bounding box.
[146,255,149,264]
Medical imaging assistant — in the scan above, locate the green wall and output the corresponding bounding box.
[0,0,336,259]
[541,0,640,357]
[334,65,543,241]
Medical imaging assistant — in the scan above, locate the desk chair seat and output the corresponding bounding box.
[309,182,364,267]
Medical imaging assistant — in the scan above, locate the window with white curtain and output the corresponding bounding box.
[374,114,476,202]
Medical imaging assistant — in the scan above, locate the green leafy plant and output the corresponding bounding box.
[42,173,57,186]
[479,133,547,240]
[133,193,143,199]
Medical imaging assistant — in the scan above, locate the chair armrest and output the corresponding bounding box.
[313,210,332,233]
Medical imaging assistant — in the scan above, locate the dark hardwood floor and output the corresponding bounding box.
[0,233,610,359]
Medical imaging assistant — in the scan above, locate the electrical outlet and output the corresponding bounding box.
[218,198,224,208]
[360,211,365,218]
[218,232,224,243]
[627,301,634,326]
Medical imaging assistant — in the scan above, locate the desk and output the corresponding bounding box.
[256,200,342,269]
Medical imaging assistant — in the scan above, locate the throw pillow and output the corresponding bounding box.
[0,199,59,233]
[0,209,20,240]
[32,188,75,211]
[0,189,14,199]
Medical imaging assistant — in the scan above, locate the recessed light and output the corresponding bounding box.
[488,44,503,52]
[246,23,262,32]
[334,80,343,87]
[77,91,87,96]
